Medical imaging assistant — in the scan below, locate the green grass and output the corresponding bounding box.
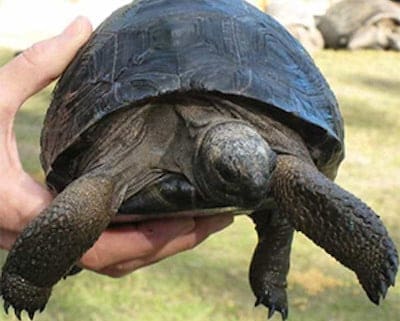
[0,48,399,321]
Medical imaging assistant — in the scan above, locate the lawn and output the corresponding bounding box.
[0,48,399,321]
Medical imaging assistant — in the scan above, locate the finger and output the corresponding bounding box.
[80,218,196,271]
[0,230,17,250]
[0,172,53,233]
[153,215,235,258]
[0,16,92,117]
[98,215,234,278]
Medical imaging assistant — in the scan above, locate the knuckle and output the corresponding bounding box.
[21,42,46,68]
[81,249,105,271]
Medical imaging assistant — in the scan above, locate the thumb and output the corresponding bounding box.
[0,16,92,116]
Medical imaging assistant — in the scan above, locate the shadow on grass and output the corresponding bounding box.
[354,75,400,98]
[1,247,398,321]
[0,249,253,320]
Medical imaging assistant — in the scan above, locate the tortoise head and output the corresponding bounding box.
[349,18,400,50]
[193,121,276,208]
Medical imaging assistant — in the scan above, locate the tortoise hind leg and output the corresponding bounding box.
[249,209,293,320]
[271,155,398,304]
[0,174,121,319]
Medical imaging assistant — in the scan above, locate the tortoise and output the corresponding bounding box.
[1,0,398,319]
[318,0,400,50]
[266,0,325,53]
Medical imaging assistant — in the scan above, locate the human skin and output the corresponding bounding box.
[0,16,233,278]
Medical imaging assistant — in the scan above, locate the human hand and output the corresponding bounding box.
[0,17,234,277]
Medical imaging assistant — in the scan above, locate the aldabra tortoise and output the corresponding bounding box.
[318,0,400,50]
[1,0,398,319]
[267,0,325,52]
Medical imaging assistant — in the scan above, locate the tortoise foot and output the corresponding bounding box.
[1,272,51,320]
[249,209,292,320]
[358,250,398,305]
[254,284,288,320]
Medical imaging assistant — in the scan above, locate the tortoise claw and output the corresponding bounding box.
[3,300,10,314]
[255,294,288,320]
[2,302,38,320]
[280,307,289,320]
[380,279,388,299]
[389,270,396,287]
[267,304,276,319]
[386,258,397,287]
[0,272,51,319]
[15,308,22,320]
[356,236,398,306]
[362,269,398,305]
[254,297,262,307]
[28,310,35,320]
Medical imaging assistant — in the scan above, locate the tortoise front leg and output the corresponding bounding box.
[249,209,293,320]
[0,175,119,319]
[271,155,398,305]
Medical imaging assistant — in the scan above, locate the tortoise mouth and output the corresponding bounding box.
[192,120,276,208]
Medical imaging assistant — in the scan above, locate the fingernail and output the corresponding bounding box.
[62,16,87,37]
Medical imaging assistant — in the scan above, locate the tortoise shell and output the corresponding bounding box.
[41,0,344,191]
[318,0,400,49]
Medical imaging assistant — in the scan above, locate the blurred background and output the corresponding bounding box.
[0,0,399,52]
[0,0,399,320]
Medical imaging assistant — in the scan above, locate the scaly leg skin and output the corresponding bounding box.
[271,155,399,305]
[0,175,119,320]
[249,209,294,320]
